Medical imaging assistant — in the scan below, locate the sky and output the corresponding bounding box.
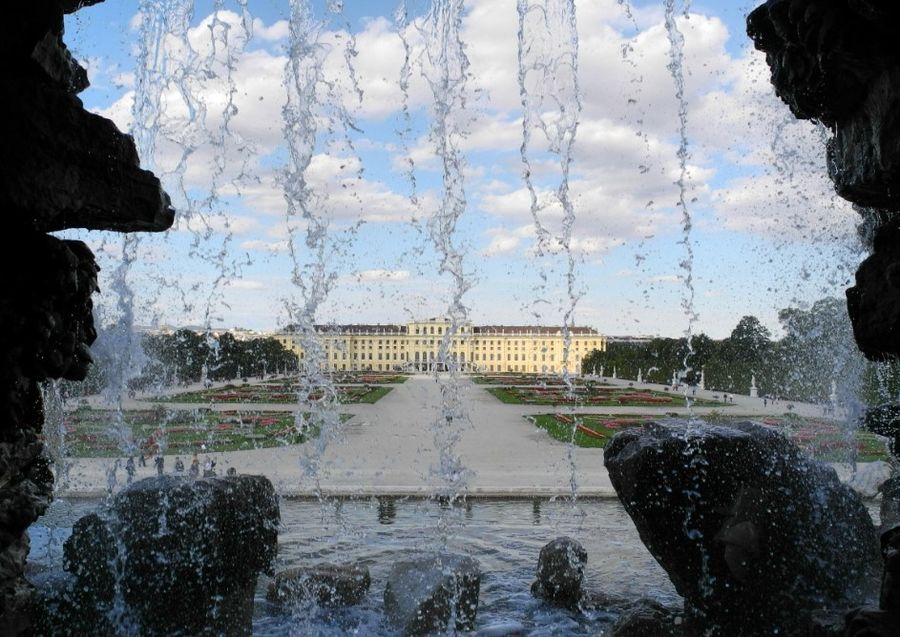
[60,0,863,339]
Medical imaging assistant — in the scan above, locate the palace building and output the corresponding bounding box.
[276,317,605,375]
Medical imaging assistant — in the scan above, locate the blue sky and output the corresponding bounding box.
[62,0,861,339]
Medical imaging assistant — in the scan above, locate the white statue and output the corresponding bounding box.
[637,368,643,383]
[699,368,705,391]
[750,374,758,398]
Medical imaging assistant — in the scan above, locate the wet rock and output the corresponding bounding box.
[747,0,900,210]
[530,537,587,608]
[267,563,370,607]
[1,3,174,234]
[847,222,900,360]
[881,525,900,611]
[604,420,881,637]
[0,1,172,632]
[807,609,849,637]
[843,607,900,636]
[62,475,279,637]
[611,598,683,637]
[383,553,481,636]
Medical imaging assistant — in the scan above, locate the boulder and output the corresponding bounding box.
[530,537,587,608]
[611,598,683,637]
[61,475,279,636]
[882,525,900,611]
[847,221,900,360]
[383,553,480,636]
[267,563,370,607]
[881,475,900,531]
[604,420,881,637]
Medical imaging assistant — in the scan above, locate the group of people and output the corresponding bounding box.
[122,450,236,484]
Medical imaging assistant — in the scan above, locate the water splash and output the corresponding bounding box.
[420,0,474,534]
[663,0,697,414]
[516,0,582,502]
[282,0,365,499]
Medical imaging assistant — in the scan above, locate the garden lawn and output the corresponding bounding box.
[149,383,393,405]
[58,407,352,458]
[526,413,889,462]
[489,386,723,407]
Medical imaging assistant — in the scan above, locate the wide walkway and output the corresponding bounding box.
[59,375,863,498]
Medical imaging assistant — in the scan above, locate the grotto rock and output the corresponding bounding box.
[530,536,587,609]
[604,420,881,637]
[807,610,848,637]
[846,220,900,360]
[747,0,900,210]
[383,553,481,636]
[267,563,371,607]
[61,475,279,636]
[610,598,683,637]
[843,608,900,636]
[880,476,900,533]
[882,524,900,612]
[1,2,174,234]
[0,0,173,632]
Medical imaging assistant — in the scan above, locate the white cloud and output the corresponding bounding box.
[353,269,411,282]
[252,18,289,41]
[225,279,267,290]
[239,239,289,253]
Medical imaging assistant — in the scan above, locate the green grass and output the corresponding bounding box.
[149,383,394,405]
[529,415,613,448]
[353,386,393,403]
[487,386,723,407]
[526,412,890,461]
[58,407,352,458]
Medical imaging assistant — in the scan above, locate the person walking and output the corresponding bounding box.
[189,454,200,479]
[154,453,164,477]
[125,456,136,485]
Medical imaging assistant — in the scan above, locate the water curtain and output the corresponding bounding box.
[517,0,582,498]
[422,0,474,511]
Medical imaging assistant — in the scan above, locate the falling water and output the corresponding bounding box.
[420,0,474,531]
[516,0,582,502]
[663,0,698,411]
[395,1,419,207]
[282,0,358,499]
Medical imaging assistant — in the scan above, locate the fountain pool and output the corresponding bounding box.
[29,497,695,635]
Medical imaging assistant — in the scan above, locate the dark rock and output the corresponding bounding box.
[530,537,587,608]
[0,0,173,632]
[604,420,881,637]
[383,553,481,636]
[62,475,279,636]
[881,525,900,611]
[747,1,900,210]
[828,67,900,210]
[611,598,683,637]
[847,220,900,360]
[0,2,174,234]
[880,476,900,531]
[267,564,370,607]
[807,609,849,637]
[843,607,900,636]
[748,1,900,356]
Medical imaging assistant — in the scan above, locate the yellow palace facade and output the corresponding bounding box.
[276,317,606,375]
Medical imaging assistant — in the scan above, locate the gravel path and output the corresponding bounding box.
[59,375,852,497]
